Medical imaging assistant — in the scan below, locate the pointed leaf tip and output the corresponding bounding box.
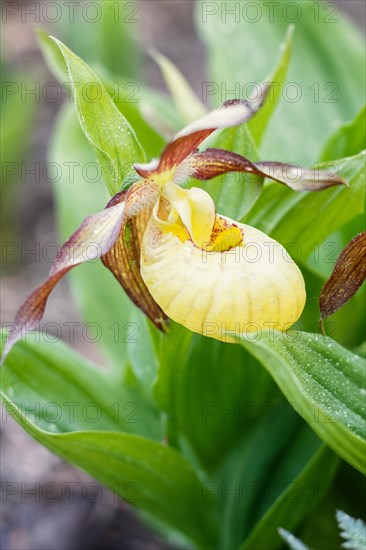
[50,38,145,196]
[150,48,207,123]
[185,149,347,191]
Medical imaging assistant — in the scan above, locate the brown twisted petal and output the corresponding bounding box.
[133,159,160,178]
[123,179,160,218]
[184,149,256,180]
[2,198,126,361]
[186,149,347,190]
[135,85,270,177]
[319,231,366,323]
[250,161,347,191]
[102,182,168,331]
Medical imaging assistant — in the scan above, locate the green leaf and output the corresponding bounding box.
[151,49,207,123]
[153,322,193,415]
[238,330,366,474]
[245,152,365,255]
[39,33,165,160]
[3,418,216,548]
[106,75,166,158]
[49,103,153,371]
[296,461,366,549]
[47,431,216,547]
[0,332,161,438]
[247,25,294,146]
[0,334,216,547]
[192,124,264,220]
[154,328,337,549]
[154,323,276,469]
[36,28,68,82]
[321,105,366,162]
[38,31,165,160]
[52,37,145,195]
[196,0,365,164]
[241,445,338,550]
[217,403,321,548]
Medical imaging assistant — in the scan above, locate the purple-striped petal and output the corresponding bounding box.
[250,161,347,190]
[2,198,126,361]
[102,184,168,331]
[184,148,346,190]
[138,85,269,177]
[319,231,366,327]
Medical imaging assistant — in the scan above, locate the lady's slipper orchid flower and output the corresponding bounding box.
[3,86,346,359]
